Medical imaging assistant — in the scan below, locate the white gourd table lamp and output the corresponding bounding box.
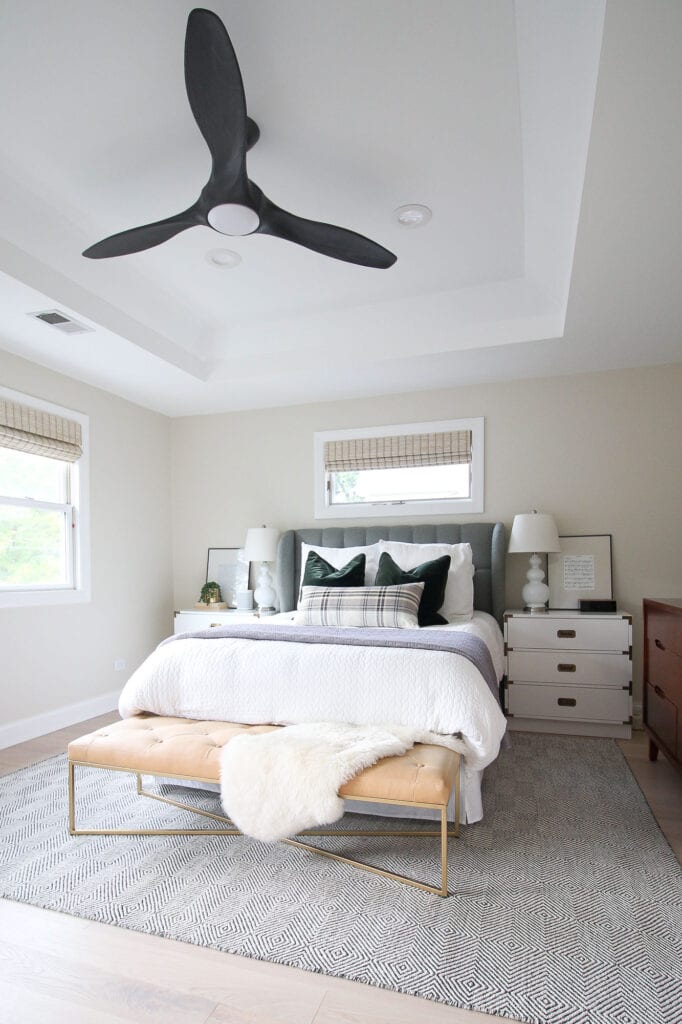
[508,511,561,613]
[244,526,279,615]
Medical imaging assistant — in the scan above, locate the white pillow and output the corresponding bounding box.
[299,542,380,593]
[376,540,474,622]
[293,583,423,629]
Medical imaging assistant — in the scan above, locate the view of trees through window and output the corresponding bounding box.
[330,464,471,505]
[0,448,70,586]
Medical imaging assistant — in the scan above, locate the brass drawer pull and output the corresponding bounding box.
[557,697,577,707]
[557,629,576,639]
[654,684,666,699]
[655,638,666,651]
[557,663,576,673]
[210,622,221,628]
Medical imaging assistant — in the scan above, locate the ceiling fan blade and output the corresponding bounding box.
[82,213,195,259]
[185,8,247,179]
[256,193,397,269]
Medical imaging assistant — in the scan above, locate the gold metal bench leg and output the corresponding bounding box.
[68,759,75,835]
[68,760,459,895]
[68,761,240,836]
[280,786,450,892]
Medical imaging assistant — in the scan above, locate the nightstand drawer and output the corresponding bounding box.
[507,650,631,688]
[505,615,630,652]
[507,682,631,723]
[174,610,258,633]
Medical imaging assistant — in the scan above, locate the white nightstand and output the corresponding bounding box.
[173,608,261,634]
[503,609,633,738]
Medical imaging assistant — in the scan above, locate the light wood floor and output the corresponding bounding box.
[0,717,680,1024]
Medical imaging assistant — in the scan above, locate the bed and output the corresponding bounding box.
[118,522,507,824]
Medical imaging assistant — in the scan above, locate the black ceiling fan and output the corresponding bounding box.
[83,8,397,269]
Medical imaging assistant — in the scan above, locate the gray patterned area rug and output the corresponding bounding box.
[1,734,680,1024]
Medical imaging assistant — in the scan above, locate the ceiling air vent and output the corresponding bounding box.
[29,310,94,335]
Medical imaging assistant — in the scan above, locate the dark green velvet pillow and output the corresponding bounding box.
[302,550,366,589]
[374,551,451,627]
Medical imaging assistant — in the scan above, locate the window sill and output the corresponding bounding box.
[314,497,484,520]
[0,586,91,609]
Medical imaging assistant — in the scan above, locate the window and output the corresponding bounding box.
[0,386,90,607]
[314,418,484,519]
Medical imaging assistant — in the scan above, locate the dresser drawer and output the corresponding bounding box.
[507,650,631,688]
[646,641,682,707]
[507,682,630,723]
[505,616,630,652]
[646,683,678,757]
[646,608,682,659]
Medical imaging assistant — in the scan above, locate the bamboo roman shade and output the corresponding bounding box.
[324,430,472,473]
[0,398,83,463]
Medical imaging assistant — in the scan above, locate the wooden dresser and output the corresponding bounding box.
[643,598,682,770]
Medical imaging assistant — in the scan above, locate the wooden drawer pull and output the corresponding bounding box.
[557,629,576,639]
[654,684,666,699]
[557,663,576,673]
[557,697,577,707]
[655,638,666,651]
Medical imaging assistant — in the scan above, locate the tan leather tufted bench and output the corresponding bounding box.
[68,713,460,896]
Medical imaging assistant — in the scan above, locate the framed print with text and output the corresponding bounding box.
[547,534,613,609]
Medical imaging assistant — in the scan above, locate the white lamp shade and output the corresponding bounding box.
[508,512,561,554]
[244,526,279,562]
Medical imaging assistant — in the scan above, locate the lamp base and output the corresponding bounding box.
[521,554,550,613]
[254,563,277,615]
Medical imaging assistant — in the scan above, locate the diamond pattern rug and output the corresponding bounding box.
[0,733,680,1024]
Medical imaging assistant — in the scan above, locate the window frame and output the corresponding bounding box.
[0,385,90,607]
[314,417,484,520]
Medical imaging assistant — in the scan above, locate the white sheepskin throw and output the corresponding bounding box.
[219,722,467,843]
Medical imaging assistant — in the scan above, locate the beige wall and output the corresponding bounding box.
[171,363,682,708]
[0,350,172,730]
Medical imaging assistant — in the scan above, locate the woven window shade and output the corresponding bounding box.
[0,399,83,463]
[324,430,472,473]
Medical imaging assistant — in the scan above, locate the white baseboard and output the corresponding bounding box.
[507,717,632,739]
[0,690,119,750]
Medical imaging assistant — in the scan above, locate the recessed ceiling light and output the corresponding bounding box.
[206,248,242,268]
[393,204,432,228]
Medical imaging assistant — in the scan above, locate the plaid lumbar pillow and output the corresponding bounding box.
[293,582,424,628]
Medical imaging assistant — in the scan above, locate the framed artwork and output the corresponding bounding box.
[206,548,249,608]
[548,534,613,610]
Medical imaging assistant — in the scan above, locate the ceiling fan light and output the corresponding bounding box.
[393,204,432,228]
[207,203,260,236]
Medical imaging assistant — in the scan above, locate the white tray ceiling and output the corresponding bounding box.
[2,0,672,415]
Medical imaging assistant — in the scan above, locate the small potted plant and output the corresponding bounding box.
[199,581,222,605]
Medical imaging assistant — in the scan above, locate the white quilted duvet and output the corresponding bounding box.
[119,613,507,775]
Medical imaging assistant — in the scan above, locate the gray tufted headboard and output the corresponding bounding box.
[275,522,506,626]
